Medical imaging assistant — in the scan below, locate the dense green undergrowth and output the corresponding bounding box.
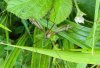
[0,0,100,68]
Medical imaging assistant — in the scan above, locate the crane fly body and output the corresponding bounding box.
[44,24,72,42]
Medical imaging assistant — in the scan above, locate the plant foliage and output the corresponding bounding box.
[0,0,100,68]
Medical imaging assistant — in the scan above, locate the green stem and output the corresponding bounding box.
[74,0,80,12]
[92,0,100,54]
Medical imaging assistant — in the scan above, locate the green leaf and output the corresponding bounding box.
[6,0,53,19]
[0,23,11,32]
[76,63,87,68]
[2,43,100,64]
[50,0,72,24]
[0,16,11,32]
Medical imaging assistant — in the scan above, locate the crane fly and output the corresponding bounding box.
[29,8,71,68]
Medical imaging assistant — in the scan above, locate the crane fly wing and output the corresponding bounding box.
[29,18,44,32]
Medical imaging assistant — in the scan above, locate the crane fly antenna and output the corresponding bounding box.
[45,5,57,39]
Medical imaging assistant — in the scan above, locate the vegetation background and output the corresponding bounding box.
[0,0,100,68]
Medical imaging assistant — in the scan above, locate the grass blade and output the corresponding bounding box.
[31,27,51,68]
[0,23,11,32]
[1,43,100,64]
[3,32,28,68]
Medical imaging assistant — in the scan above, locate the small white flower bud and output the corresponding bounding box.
[74,16,84,24]
[74,11,86,24]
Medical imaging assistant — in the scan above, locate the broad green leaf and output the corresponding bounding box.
[6,0,53,19]
[2,43,100,64]
[50,0,72,24]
